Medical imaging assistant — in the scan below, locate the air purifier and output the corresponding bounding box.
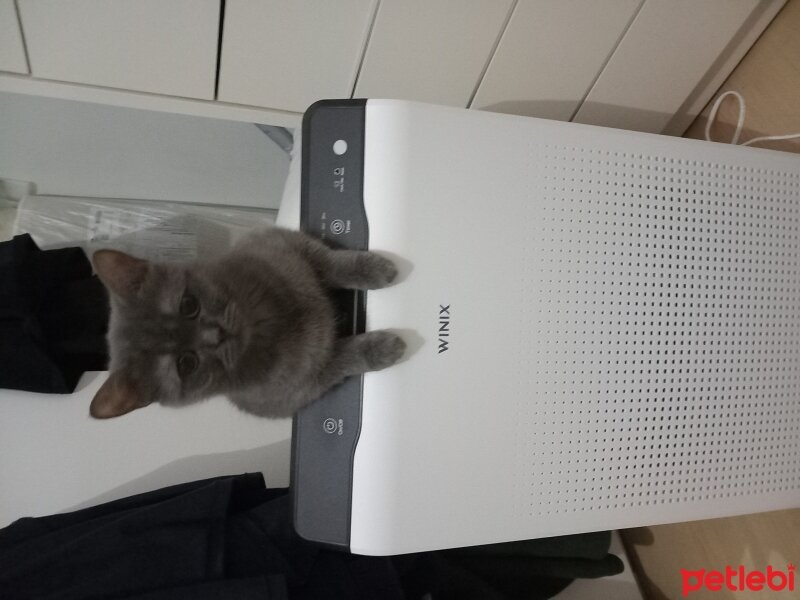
[291,99,800,556]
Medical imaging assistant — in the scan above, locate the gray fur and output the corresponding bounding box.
[91,227,405,419]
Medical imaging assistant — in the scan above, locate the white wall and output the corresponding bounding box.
[0,90,290,207]
[0,91,295,527]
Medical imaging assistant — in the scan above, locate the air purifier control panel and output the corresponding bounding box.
[300,100,368,249]
[292,100,367,550]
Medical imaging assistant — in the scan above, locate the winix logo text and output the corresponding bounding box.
[438,304,450,354]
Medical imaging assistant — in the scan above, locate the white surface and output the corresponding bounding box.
[0,91,289,208]
[0,73,302,128]
[218,0,377,112]
[354,0,512,107]
[471,0,642,120]
[0,0,28,74]
[554,532,644,599]
[573,0,765,133]
[350,100,800,555]
[0,373,292,528]
[18,0,219,99]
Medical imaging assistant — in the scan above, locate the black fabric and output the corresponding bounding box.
[0,474,286,600]
[393,534,623,600]
[0,474,623,600]
[0,234,109,393]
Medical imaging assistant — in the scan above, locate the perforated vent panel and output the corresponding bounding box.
[352,100,800,555]
[520,147,800,517]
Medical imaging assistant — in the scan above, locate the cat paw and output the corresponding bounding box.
[359,252,398,289]
[361,331,406,370]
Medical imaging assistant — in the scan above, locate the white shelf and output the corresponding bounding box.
[0,73,302,128]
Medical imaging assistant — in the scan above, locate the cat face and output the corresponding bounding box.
[89,250,258,418]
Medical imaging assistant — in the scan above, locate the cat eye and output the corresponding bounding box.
[176,351,199,378]
[179,293,200,319]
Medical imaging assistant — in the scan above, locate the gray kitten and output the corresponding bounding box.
[89,227,406,419]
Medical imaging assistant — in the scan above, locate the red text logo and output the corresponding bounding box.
[681,565,795,596]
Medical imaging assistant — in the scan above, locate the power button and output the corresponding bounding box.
[333,139,348,155]
[323,417,344,435]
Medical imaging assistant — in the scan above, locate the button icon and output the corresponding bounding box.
[323,417,344,435]
[330,219,345,235]
[333,140,348,155]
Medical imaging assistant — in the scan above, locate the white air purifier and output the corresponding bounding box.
[291,99,800,556]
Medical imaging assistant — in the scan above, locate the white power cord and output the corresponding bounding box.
[704,90,800,147]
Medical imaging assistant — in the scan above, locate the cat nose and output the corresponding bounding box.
[200,326,226,347]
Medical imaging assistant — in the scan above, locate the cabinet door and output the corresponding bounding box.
[0,0,28,74]
[17,0,219,99]
[218,0,377,112]
[471,0,642,121]
[354,0,513,107]
[572,0,766,133]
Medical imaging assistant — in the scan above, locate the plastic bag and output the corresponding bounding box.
[14,195,277,262]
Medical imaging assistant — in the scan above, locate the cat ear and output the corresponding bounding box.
[90,371,151,419]
[92,250,149,301]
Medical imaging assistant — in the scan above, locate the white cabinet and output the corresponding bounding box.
[354,0,513,107]
[0,0,786,132]
[572,0,764,133]
[17,0,220,99]
[218,0,377,112]
[0,0,28,74]
[471,0,642,121]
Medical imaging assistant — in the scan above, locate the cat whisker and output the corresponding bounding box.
[219,341,237,372]
[223,302,238,332]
